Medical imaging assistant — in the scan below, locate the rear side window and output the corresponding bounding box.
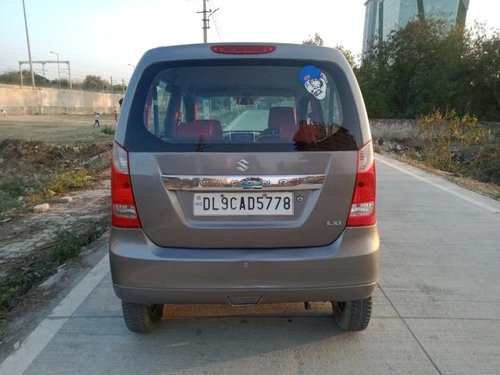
[128,60,361,152]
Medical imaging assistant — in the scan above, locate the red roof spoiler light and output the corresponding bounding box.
[210,45,277,55]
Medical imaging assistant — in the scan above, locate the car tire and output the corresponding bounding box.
[121,301,164,333]
[332,296,372,331]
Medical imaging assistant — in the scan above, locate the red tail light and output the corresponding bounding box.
[347,141,376,227]
[210,44,276,55]
[111,142,140,228]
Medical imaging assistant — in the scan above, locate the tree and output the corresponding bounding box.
[462,25,500,120]
[56,78,70,89]
[356,20,500,121]
[302,33,324,46]
[0,71,22,84]
[356,46,397,118]
[111,84,126,93]
[335,45,359,70]
[82,75,108,91]
[0,70,51,86]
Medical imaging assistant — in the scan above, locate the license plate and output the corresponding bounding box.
[193,192,294,216]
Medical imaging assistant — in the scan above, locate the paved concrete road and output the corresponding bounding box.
[226,109,268,131]
[2,155,500,375]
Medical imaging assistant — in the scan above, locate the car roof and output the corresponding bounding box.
[137,42,349,66]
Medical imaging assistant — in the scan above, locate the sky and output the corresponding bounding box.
[0,0,499,84]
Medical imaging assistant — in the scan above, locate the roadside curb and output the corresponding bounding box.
[377,154,500,214]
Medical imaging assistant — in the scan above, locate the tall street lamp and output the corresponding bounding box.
[50,51,61,88]
[22,0,35,89]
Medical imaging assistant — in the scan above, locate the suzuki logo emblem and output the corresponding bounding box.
[240,177,263,190]
[236,159,250,172]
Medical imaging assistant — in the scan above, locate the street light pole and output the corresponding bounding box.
[50,51,61,88]
[22,0,35,89]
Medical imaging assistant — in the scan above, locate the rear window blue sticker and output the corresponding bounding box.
[299,65,328,100]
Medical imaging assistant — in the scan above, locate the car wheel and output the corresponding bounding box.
[332,296,372,331]
[121,301,164,333]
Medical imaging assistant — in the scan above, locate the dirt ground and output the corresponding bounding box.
[0,114,116,144]
[0,115,113,356]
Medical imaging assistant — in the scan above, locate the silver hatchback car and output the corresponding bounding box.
[110,43,379,333]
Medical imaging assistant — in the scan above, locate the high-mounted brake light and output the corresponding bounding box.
[210,45,277,55]
[111,142,140,228]
[347,141,376,227]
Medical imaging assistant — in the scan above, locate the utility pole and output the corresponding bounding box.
[197,0,219,43]
[19,62,23,88]
[198,0,209,43]
[417,0,425,21]
[22,0,35,89]
[110,76,113,93]
[67,61,72,89]
[19,59,72,89]
[50,51,60,88]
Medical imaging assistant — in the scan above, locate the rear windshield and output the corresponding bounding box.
[125,60,361,152]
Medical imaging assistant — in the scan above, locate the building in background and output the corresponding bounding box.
[362,0,470,58]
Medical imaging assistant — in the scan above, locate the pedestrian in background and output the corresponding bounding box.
[114,107,118,122]
[93,112,100,127]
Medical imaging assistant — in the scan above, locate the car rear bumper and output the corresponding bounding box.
[109,226,379,304]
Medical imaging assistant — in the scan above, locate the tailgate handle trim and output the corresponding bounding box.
[162,175,326,191]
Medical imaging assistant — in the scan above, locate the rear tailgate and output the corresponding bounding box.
[130,151,357,248]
